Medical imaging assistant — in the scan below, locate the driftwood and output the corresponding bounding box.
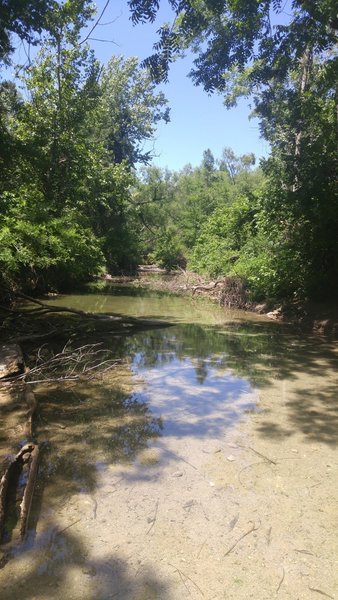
[19,443,39,539]
[0,443,39,542]
[0,388,39,543]
[192,279,225,294]
[2,342,121,385]
[138,265,171,274]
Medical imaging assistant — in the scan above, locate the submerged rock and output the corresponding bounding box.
[0,344,24,379]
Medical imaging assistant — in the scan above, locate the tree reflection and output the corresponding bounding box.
[35,376,163,499]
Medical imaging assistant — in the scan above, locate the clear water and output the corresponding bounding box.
[1,285,337,599]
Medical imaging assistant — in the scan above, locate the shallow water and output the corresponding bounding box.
[1,286,337,599]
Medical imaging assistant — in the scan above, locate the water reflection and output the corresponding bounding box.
[1,287,338,599]
[37,375,163,498]
[118,321,285,389]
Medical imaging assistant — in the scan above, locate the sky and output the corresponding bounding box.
[83,0,270,171]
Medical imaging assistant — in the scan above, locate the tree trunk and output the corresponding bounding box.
[293,45,313,191]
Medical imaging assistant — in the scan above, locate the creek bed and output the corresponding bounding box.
[0,286,337,599]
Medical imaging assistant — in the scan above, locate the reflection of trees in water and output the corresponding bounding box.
[59,284,174,313]
[118,321,294,388]
[38,381,162,497]
[195,358,208,384]
[115,320,338,446]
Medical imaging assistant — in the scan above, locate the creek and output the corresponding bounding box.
[0,285,337,599]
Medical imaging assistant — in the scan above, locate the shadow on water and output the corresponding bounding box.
[255,381,338,445]
[2,314,337,502]
[34,380,163,499]
[1,528,172,600]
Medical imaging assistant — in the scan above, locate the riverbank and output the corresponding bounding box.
[101,271,338,337]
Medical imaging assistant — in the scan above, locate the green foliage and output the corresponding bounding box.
[1,1,336,304]
[129,0,338,301]
[218,147,255,184]
[0,0,94,62]
[129,1,337,94]
[99,56,170,167]
[189,195,256,277]
[134,150,263,278]
[0,5,171,293]
[149,230,186,270]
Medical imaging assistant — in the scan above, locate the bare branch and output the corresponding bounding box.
[80,0,111,45]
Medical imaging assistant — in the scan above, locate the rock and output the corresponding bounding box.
[0,343,25,379]
[266,308,282,320]
[82,566,97,576]
[255,303,269,314]
[183,500,197,510]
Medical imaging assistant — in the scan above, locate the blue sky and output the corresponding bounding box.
[85,0,270,171]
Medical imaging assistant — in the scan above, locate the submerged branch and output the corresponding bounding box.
[8,291,167,326]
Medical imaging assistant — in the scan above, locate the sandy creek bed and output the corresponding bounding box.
[0,288,337,600]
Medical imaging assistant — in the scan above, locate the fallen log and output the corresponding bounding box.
[0,388,39,543]
[0,443,39,542]
[192,280,225,294]
[19,443,39,540]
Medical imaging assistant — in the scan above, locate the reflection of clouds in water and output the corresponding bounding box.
[133,358,257,438]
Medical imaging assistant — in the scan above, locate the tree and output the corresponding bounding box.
[129,0,338,299]
[0,2,173,290]
[131,166,183,267]
[128,1,337,92]
[189,195,257,277]
[133,151,263,269]
[0,37,106,289]
[0,0,94,63]
[99,55,170,167]
[218,147,255,184]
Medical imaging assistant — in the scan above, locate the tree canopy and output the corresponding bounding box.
[0,0,94,62]
[0,1,337,303]
[127,0,338,300]
[0,1,170,293]
[128,1,337,91]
